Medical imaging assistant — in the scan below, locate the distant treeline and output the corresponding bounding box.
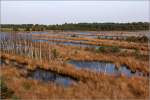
[1,22,149,31]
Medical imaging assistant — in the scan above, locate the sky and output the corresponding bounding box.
[1,1,149,24]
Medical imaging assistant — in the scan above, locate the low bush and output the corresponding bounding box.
[126,36,148,43]
[11,95,20,100]
[0,79,14,99]
[51,48,59,59]
[133,49,140,56]
[71,34,77,37]
[96,46,106,52]
[74,50,78,54]
[22,82,31,90]
[97,36,101,39]
[96,46,120,53]
[84,47,95,51]
[111,46,121,52]
[133,49,148,60]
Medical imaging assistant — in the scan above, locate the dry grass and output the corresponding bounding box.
[32,33,148,51]
[1,64,149,99]
[1,31,149,99]
[1,41,149,75]
[47,45,149,74]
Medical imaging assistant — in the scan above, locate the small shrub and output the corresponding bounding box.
[51,48,59,59]
[25,27,30,32]
[12,27,19,32]
[111,46,120,53]
[11,95,20,100]
[96,46,107,53]
[133,49,148,60]
[0,79,14,99]
[133,49,140,57]
[84,46,95,51]
[126,36,148,43]
[71,34,77,37]
[138,36,148,43]
[22,82,31,90]
[119,50,128,57]
[74,50,78,54]
[97,36,101,39]
[96,46,120,53]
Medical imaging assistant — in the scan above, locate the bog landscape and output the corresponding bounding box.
[0,1,149,100]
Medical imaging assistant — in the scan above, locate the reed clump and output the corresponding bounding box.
[1,65,149,99]
[96,46,120,53]
[0,31,149,99]
[0,78,14,99]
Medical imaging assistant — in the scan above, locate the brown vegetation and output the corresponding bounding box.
[32,33,148,51]
[0,31,149,99]
[1,64,149,99]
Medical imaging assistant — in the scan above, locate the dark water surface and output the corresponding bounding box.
[68,60,144,77]
[28,68,76,86]
[0,58,76,86]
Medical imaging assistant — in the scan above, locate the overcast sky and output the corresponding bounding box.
[1,1,149,24]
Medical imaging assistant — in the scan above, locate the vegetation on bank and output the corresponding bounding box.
[1,59,149,99]
[0,78,14,99]
[0,24,149,99]
[96,46,121,53]
[125,36,149,43]
[1,22,149,32]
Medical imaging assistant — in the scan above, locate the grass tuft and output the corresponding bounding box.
[22,82,31,90]
[0,79,14,99]
[96,46,120,53]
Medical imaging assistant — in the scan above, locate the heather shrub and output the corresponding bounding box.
[51,48,59,59]
[22,82,31,90]
[96,46,120,53]
[0,79,14,99]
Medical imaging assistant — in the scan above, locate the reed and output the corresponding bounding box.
[1,65,149,99]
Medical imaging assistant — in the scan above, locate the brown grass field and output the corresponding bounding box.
[0,31,149,99]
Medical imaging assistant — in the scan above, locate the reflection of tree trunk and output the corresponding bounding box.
[34,42,37,58]
[39,38,42,61]
[105,65,107,73]
[19,39,22,56]
[30,42,33,59]
[27,36,29,58]
[0,33,52,62]
[12,40,14,54]
[52,74,57,81]
[48,45,51,61]
[24,39,27,57]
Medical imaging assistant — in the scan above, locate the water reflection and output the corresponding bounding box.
[68,60,144,77]
[28,68,76,86]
